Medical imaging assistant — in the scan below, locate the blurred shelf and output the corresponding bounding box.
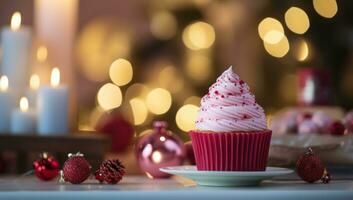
[0,132,109,154]
[0,132,110,173]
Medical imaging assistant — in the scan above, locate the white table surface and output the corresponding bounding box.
[0,175,352,200]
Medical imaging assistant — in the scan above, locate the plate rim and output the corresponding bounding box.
[160,165,294,176]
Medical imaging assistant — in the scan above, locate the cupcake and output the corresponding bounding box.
[189,67,271,171]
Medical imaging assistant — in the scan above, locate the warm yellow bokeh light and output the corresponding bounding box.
[258,17,284,43]
[295,39,309,61]
[129,98,148,125]
[19,97,29,112]
[158,66,184,93]
[263,30,284,44]
[176,104,199,132]
[11,12,21,31]
[50,68,60,87]
[186,54,211,82]
[109,58,133,86]
[0,76,9,91]
[150,11,177,40]
[146,88,172,115]
[29,74,40,90]
[313,0,338,18]
[182,21,216,50]
[97,83,122,110]
[36,45,48,63]
[264,35,290,58]
[285,7,310,34]
[184,96,201,106]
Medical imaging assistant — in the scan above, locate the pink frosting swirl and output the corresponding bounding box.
[195,67,267,132]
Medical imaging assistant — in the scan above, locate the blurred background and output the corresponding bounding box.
[0,0,353,175]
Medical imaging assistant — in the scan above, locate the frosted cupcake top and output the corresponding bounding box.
[195,67,267,132]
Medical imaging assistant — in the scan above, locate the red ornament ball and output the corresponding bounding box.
[95,159,125,184]
[184,141,195,165]
[296,148,325,183]
[62,153,91,184]
[328,121,345,136]
[96,112,134,153]
[33,152,60,181]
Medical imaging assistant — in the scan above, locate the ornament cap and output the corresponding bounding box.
[153,121,168,133]
[68,152,84,158]
[306,147,314,155]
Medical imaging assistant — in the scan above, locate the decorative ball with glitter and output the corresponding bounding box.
[33,152,60,181]
[95,159,125,184]
[62,152,91,184]
[296,148,325,183]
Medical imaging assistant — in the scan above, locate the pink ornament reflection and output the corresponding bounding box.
[136,121,186,178]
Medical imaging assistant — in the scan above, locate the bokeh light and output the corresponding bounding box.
[129,98,148,125]
[313,0,338,18]
[176,104,199,132]
[158,66,184,93]
[285,7,310,34]
[76,18,132,82]
[258,17,284,44]
[264,35,290,58]
[146,88,172,115]
[150,11,177,40]
[263,30,284,44]
[182,21,216,50]
[295,39,309,61]
[109,58,133,86]
[97,83,122,110]
[186,53,212,82]
[36,45,48,62]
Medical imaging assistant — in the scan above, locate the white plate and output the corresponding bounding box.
[160,165,293,187]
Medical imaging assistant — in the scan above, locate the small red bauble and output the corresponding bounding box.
[95,159,125,184]
[328,121,345,136]
[62,152,91,184]
[33,152,60,181]
[96,112,134,153]
[296,148,325,183]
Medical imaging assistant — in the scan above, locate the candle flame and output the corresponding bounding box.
[51,67,60,87]
[36,46,48,62]
[30,74,40,90]
[11,12,21,31]
[20,97,29,112]
[0,76,9,91]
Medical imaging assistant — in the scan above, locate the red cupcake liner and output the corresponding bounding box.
[189,130,272,171]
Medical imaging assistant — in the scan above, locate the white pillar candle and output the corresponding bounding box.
[0,76,18,133]
[35,0,78,131]
[1,12,32,93]
[26,74,40,108]
[38,68,68,135]
[11,97,36,134]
